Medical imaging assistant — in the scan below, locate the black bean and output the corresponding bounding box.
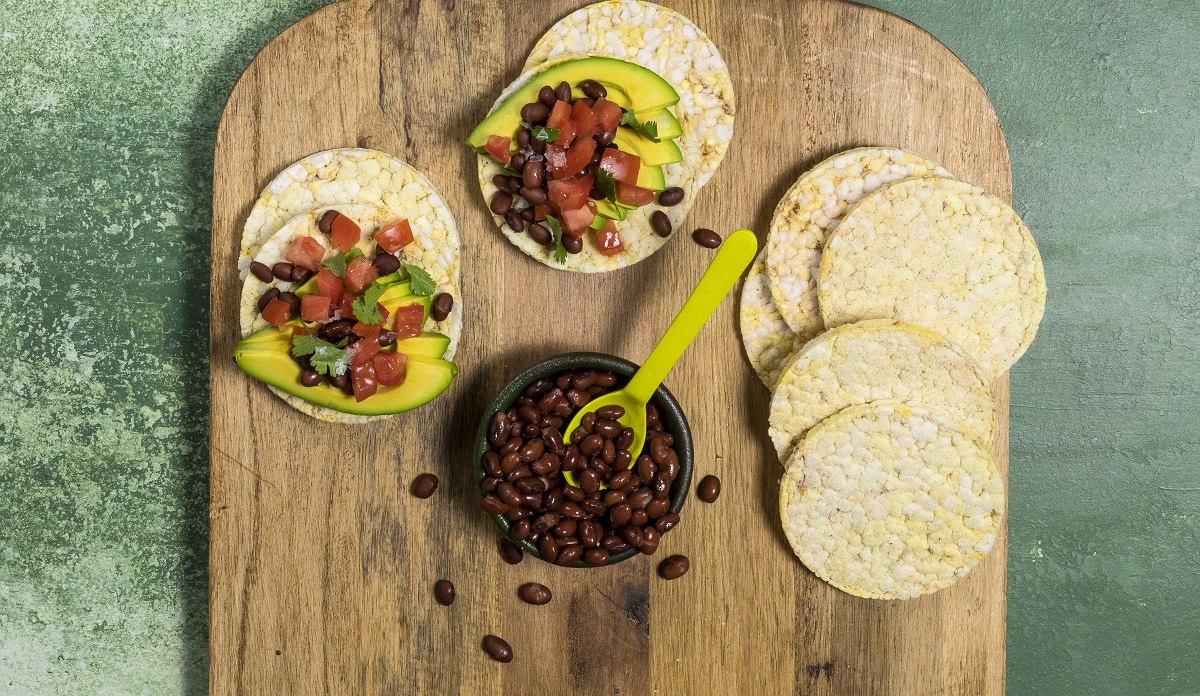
[278,291,300,316]
[257,287,280,313]
[521,102,550,124]
[434,579,455,606]
[482,635,513,663]
[519,186,548,206]
[272,262,294,281]
[650,210,672,237]
[579,79,607,99]
[328,371,349,391]
[504,209,525,232]
[430,292,453,322]
[595,129,615,147]
[249,261,273,282]
[522,159,544,189]
[321,318,355,339]
[657,187,685,206]
[411,473,439,499]
[538,85,557,107]
[299,369,321,387]
[640,527,661,555]
[655,513,680,534]
[498,537,523,564]
[530,138,546,154]
[490,191,513,215]
[378,330,396,347]
[583,548,610,566]
[521,207,535,222]
[693,228,722,249]
[516,128,531,149]
[527,222,551,246]
[291,266,313,284]
[518,582,552,606]
[318,210,338,235]
[493,173,517,193]
[658,554,690,580]
[373,252,401,275]
[595,405,625,420]
[555,544,583,566]
[562,234,583,254]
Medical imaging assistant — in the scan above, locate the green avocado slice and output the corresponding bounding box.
[235,347,457,416]
[594,199,630,221]
[613,128,683,166]
[637,164,666,191]
[631,107,683,140]
[394,332,451,360]
[467,57,679,149]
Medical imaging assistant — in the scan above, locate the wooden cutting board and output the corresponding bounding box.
[209,1,1010,693]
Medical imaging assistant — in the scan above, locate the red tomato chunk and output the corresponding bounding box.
[391,302,424,340]
[591,97,623,133]
[350,362,378,402]
[485,135,512,165]
[571,100,598,137]
[300,295,331,322]
[600,149,642,185]
[616,181,655,207]
[316,267,343,298]
[375,219,413,254]
[559,207,595,236]
[373,352,408,387]
[548,173,593,211]
[546,100,571,129]
[285,236,325,272]
[594,219,624,256]
[330,213,361,253]
[343,255,378,294]
[261,298,291,327]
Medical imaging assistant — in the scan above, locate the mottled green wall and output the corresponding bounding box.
[0,1,1196,694]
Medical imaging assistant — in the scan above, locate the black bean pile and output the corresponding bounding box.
[480,369,684,566]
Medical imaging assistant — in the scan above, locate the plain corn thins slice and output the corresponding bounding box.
[818,176,1046,380]
[765,147,950,342]
[767,319,994,464]
[779,401,1005,600]
[739,250,804,388]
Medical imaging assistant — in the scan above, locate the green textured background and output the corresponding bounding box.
[1,0,1197,694]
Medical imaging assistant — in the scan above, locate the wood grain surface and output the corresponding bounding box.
[209,1,1011,694]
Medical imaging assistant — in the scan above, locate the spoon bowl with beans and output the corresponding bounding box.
[561,229,757,488]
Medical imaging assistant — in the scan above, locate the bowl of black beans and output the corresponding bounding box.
[476,352,693,567]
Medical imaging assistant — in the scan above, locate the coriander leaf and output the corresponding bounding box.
[620,111,660,142]
[544,216,568,265]
[531,125,561,142]
[594,167,617,202]
[402,264,436,296]
[351,281,389,325]
[483,153,521,177]
[291,333,350,377]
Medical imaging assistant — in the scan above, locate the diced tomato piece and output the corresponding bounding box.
[553,119,577,148]
[551,137,594,180]
[559,207,595,237]
[316,267,343,298]
[373,351,408,387]
[484,135,511,165]
[571,100,598,137]
[337,292,356,320]
[330,213,361,253]
[391,302,424,340]
[548,172,594,211]
[300,295,331,322]
[376,302,390,322]
[533,205,550,221]
[352,322,381,340]
[600,148,642,185]
[350,337,381,367]
[343,255,378,294]
[544,144,567,176]
[592,98,623,133]
[594,218,624,256]
[375,219,414,254]
[350,361,378,402]
[261,297,291,327]
[616,181,656,207]
[546,100,571,129]
[285,235,325,272]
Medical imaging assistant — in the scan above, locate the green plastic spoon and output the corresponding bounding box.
[562,228,758,487]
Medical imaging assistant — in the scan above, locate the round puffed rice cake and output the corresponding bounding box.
[818,177,1046,380]
[739,249,803,388]
[768,319,994,464]
[765,148,950,341]
[779,401,1005,600]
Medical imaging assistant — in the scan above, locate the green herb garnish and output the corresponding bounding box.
[291,333,350,377]
[544,216,568,265]
[594,167,618,202]
[531,125,561,143]
[402,264,436,296]
[324,247,364,277]
[620,111,660,142]
[350,281,389,325]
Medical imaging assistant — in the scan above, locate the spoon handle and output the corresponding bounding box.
[624,229,758,404]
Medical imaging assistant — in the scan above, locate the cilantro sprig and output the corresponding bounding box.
[594,167,618,202]
[291,333,350,377]
[544,216,569,265]
[620,111,660,142]
[531,125,561,143]
[351,281,389,325]
[402,264,436,296]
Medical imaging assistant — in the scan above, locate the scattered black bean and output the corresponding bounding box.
[272,262,294,281]
[698,475,721,503]
[504,209,525,232]
[498,537,523,565]
[650,210,672,237]
[518,582,552,606]
[692,228,722,249]
[482,635,513,663]
[431,292,454,322]
[318,210,338,235]
[412,473,439,499]
[490,191,513,215]
[257,287,280,313]
[657,187,685,206]
[373,252,401,275]
[249,261,273,283]
[434,579,455,606]
[537,85,557,107]
[658,554,690,580]
[579,79,607,99]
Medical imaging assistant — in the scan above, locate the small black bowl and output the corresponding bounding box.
[475,352,694,567]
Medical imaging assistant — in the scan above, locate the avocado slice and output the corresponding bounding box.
[467,57,679,148]
[235,347,457,416]
[614,128,683,166]
[394,332,451,359]
[637,164,666,191]
[632,107,683,140]
[594,199,629,221]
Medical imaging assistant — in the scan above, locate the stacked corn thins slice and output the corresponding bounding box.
[741,148,1047,599]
